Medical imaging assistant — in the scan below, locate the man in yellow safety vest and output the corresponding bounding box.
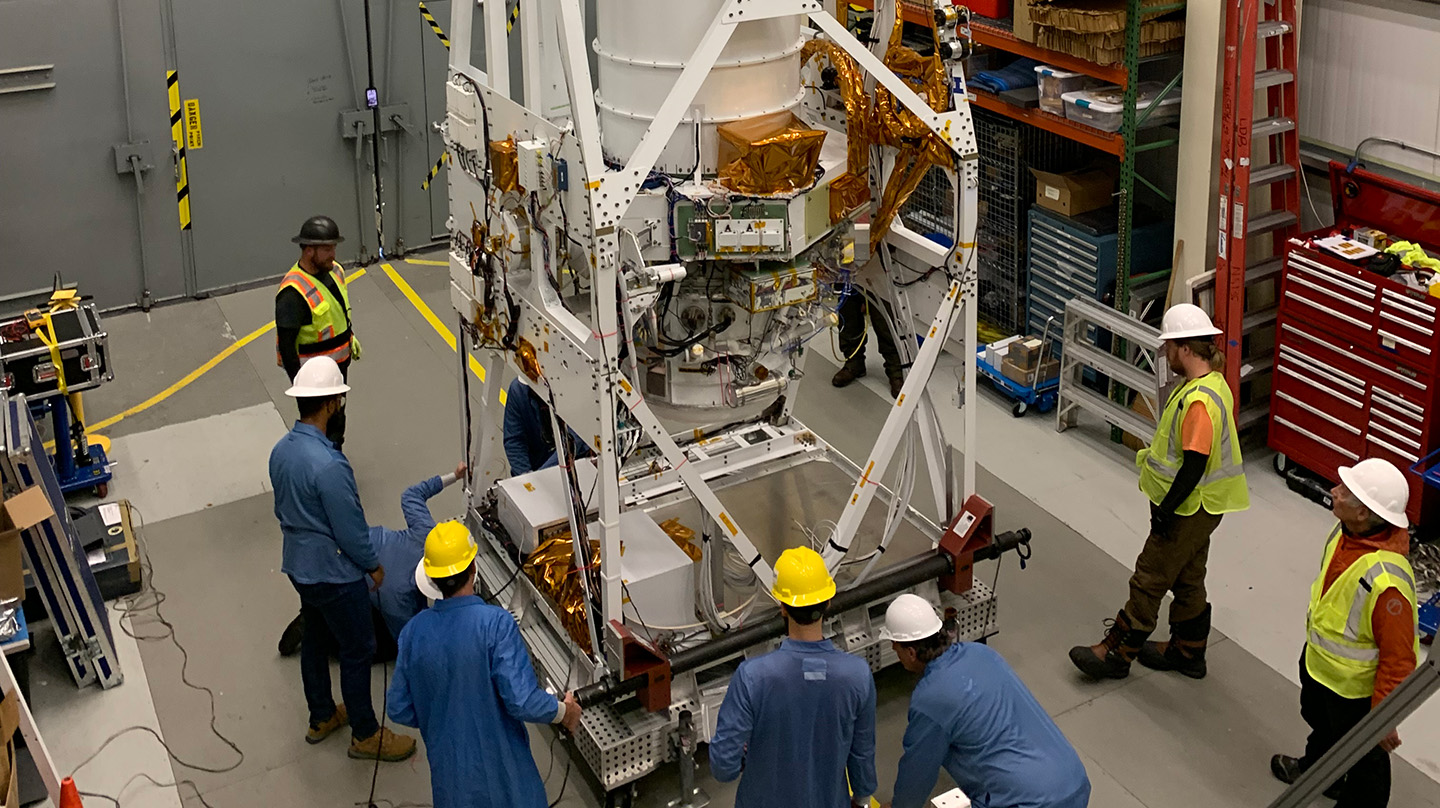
[276,215,360,450]
[1069,303,1249,680]
[1271,458,1419,806]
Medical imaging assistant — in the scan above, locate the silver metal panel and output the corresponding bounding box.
[0,1,183,308]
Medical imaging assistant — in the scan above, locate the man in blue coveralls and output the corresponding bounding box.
[369,462,466,645]
[388,520,583,808]
[880,594,1090,808]
[279,462,467,661]
[269,356,415,762]
[710,546,878,808]
[503,377,593,474]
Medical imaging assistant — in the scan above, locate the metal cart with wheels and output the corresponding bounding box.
[974,317,1059,417]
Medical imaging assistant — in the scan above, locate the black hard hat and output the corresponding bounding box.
[291,215,345,246]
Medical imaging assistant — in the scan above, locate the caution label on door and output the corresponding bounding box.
[184,98,204,150]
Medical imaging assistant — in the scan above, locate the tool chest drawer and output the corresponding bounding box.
[1271,308,1439,523]
[1280,244,1440,371]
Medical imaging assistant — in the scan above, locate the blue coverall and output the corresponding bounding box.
[270,421,381,738]
[890,643,1091,808]
[503,378,592,474]
[710,638,878,808]
[369,474,453,641]
[387,595,564,808]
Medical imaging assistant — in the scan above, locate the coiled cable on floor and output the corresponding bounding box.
[70,505,242,808]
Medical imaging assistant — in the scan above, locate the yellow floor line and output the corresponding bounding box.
[380,263,488,383]
[81,267,368,435]
[403,258,449,266]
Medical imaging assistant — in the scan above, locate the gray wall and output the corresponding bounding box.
[0,0,458,310]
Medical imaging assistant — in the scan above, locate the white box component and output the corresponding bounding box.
[517,138,551,196]
[984,335,1022,367]
[714,218,786,254]
[496,460,600,553]
[930,788,972,808]
[604,511,696,629]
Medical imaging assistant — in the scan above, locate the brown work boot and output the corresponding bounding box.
[1139,604,1211,679]
[889,374,904,399]
[348,727,417,762]
[832,362,866,387]
[1069,610,1150,680]
[305,704,347,744]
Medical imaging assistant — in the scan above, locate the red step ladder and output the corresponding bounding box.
[1214,0,1302,416]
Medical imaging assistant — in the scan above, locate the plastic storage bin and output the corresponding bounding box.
[1034,66,1088,116]
[1061,82,1182,133]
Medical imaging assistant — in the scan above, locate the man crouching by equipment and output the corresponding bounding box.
[387,521,582,808]
[881,594,1090,808]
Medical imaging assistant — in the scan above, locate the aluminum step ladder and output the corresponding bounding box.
[1214,0,1302,422]
[1055,297,1173,442]
[0,393,122,689]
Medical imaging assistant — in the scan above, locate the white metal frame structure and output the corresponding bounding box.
[444,0,986,793]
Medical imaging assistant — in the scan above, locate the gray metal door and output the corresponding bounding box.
[171,0,450,290]
[0,0,185,310]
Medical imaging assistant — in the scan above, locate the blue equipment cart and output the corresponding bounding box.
[975,316,1059,418]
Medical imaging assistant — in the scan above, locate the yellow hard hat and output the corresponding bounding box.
[422,521,478,578]
[771,546,836,607]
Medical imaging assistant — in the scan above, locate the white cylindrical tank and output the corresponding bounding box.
[594,0,805,176]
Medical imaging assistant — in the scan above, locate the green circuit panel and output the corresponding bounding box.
[674,199,791,260]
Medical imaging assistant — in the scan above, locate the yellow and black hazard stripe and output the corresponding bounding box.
[166,70,192,231]
[418,1,450,50]
[421,152,450,191]
[507,0,520,33]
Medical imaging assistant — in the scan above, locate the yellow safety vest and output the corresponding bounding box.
[275,263,358,366]
[1304,523,1420,699]
[1136,371,1249,515]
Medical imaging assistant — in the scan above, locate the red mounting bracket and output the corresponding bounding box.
[608,620,672,712]
[937,494,994,594]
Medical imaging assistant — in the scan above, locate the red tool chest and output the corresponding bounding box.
[1269,161,1440,524]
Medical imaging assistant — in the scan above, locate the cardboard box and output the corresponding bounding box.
[0,690,18,808]
[1008,338,1044,370]
[1002,357,1059,387]
[0,487,51,602]
[1013,0,1038,43]
[1031,167,1116,217]
[1122,394,1159,451]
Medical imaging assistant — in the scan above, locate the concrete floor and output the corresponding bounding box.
[25,252,1440,807]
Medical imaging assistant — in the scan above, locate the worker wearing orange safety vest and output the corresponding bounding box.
[1271,458,1419,806]
[276,215,361,450]
[1070,303,1249,681]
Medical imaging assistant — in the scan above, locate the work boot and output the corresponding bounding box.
[832,362,867,388]
[1069,610,1150,680]
[278,612,305,657]
[1271,754,1345,800]
[349,727,417,762]
[889,374,904,399]
[1138,604,1211,679]
[306,704,347,744]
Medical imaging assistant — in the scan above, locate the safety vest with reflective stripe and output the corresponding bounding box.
[1304,523,1420,700]
[275,263,354,366]
[1136,370,1249,515]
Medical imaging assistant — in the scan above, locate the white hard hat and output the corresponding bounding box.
[1337,458,1410,527]
[880,593,943,642]
[284,356,351,397]
[1158,303,1222,341]
[414,559,444,600]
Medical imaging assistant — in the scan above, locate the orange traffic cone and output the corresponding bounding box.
[58,777,84,807]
